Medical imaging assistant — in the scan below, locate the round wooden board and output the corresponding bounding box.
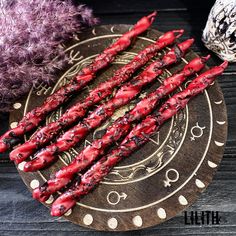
[10,25,227,231]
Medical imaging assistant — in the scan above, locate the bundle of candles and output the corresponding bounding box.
[0,12,228,217]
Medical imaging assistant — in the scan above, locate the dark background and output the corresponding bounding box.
[0,0,236,235]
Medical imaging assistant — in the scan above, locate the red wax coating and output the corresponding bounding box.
[0,12,157,153]
[32,55,209,202]
[23,39,194,172]
[50,61,228,216]
[10,29,184,163]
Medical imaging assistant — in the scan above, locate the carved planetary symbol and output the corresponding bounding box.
[190,122,206,141]
[68,49,84,64]
[163,168,180,187]
[107,191,128,205]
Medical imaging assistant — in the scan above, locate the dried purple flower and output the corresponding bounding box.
[0,0,98,112]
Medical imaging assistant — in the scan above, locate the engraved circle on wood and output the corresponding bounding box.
[10,25,227,231]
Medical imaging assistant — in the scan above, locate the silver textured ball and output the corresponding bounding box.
[202,0,236,62]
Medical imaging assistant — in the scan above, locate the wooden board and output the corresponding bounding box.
[10,25,227,231]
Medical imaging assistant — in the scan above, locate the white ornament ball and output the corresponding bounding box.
[202,0,236,62]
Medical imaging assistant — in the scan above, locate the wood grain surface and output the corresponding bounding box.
[0,0,236,235]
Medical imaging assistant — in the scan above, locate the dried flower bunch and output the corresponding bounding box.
[0,0,98,112]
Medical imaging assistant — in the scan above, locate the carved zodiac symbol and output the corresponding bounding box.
[190,122,206,141]
[34,82,51,96]
[107,191,127,205]
[163,169,179,187]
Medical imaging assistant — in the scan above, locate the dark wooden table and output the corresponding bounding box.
[0,0,236,235]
